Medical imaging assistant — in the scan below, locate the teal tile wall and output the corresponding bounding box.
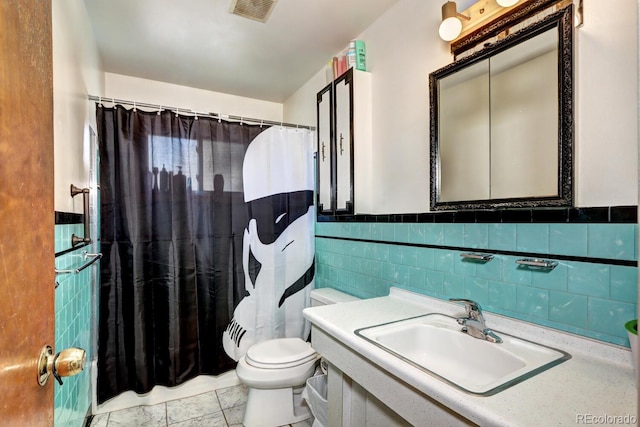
[315,221,638,347]
[54,224,97,427]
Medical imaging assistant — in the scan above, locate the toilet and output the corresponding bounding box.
[236,287,359,427]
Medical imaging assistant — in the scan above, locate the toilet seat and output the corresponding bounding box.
[245,337,317,369]
[236,338,320,390]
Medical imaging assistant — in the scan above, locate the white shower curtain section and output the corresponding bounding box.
[222,126,316,361]
[241,127,315,202]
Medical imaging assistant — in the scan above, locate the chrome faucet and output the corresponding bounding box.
[449,298,502,343]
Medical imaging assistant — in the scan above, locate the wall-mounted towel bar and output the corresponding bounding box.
[55,252,102,277]
[460,252,494,262]
[70,184,91,247]
[516,258,558,270]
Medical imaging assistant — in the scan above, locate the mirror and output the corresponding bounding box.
[429,6,573,211]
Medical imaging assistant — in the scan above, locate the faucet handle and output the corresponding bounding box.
[449,298,483,320]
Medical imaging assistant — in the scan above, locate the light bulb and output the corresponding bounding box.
[496,0,519,7]
[439,16,463,41]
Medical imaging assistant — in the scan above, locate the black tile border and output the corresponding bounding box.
[55,211,83,225]
[318,206,637,224]
[315,235,637,267]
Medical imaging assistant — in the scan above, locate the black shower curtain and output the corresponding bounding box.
[96,105,267,403]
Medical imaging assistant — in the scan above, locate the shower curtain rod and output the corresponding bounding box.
[87,95,315,131]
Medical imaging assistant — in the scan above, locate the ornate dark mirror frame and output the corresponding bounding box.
[429,5,573,211]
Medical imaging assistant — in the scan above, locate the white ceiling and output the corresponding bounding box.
[84,0,400,103]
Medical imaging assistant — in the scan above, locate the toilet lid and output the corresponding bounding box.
[245,338,317,369]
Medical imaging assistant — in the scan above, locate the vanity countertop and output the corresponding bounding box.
[303,288,637,427]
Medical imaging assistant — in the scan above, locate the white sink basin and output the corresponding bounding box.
[355,313,570,395]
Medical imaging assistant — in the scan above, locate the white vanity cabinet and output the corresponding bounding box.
[312,325,473,427]
[316,68,372,215]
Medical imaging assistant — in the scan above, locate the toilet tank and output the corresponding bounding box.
[310,288,359,307]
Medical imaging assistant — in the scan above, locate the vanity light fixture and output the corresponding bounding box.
[496,0,520,7]
[438,1,470,42]
[439,0,527,44]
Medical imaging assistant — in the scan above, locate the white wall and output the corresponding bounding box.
[283,68,327,127]
[284,0,639,213]
[52,1,104,213]
[362,0,456,213]
[575,0,638,207]
[104,73,283,123]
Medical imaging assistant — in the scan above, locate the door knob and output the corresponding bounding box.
[37,345,86,386]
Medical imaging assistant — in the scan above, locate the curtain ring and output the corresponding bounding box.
[175,108,179,118]
[260,119,264,128]
[133,101,137,112]
[98,96,103,107]
[157,105,162,115]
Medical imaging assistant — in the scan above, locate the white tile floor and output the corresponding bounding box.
[88,384,313,427]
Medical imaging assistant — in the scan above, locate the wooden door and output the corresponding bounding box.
[0,1,55,425]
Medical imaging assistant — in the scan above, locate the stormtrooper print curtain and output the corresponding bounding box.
[222,128,316,361]
[97,104,315,403]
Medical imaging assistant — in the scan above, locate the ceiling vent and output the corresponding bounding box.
[229,0,278,23]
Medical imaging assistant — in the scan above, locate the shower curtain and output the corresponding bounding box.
[97,104,315,403]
